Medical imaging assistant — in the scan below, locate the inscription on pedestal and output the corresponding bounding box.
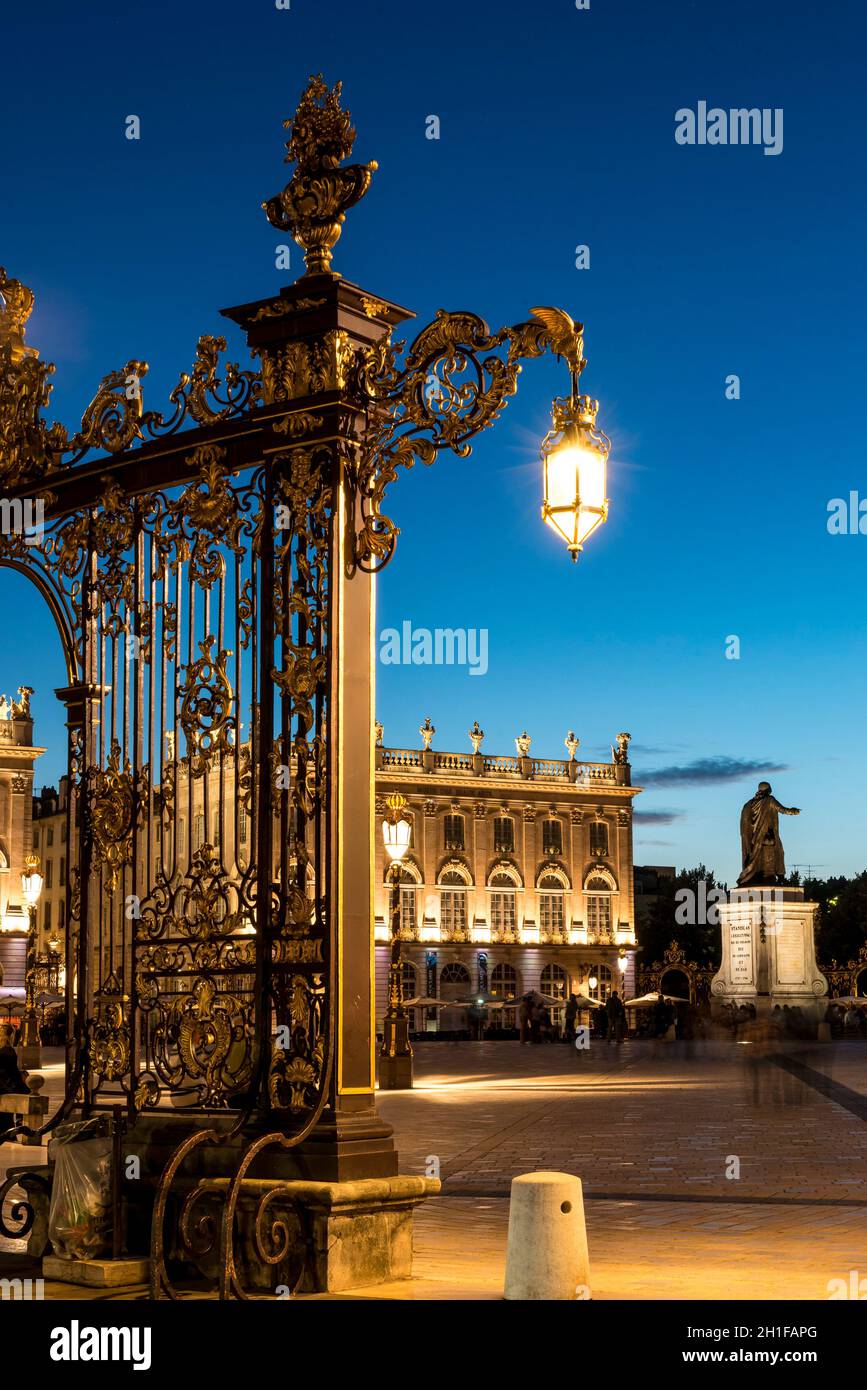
[730,920,753,984]
[775,919,807,986]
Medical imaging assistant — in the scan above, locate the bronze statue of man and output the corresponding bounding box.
[737,781,800,887]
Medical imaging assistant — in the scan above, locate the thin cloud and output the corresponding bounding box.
[633,809,683,825]
[638,757,789,788]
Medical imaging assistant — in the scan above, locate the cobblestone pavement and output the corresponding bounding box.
[3,1040,865,1299]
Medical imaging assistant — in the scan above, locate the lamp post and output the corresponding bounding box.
[379,792,413,1090]
[20,852,44,1068]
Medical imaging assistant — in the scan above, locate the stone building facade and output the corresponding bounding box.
[0,689,46,993]
[373,726,641,1033]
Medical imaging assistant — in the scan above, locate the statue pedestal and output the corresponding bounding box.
[711,887,827,1015]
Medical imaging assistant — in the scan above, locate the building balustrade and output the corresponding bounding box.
[390,920,633,948]
[378,746,619,785]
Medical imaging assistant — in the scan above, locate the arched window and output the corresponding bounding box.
[585,874,613,939]
[489,871,516,934]
[401,961,417,998]
[491,963,518,999]
[439,871,468,937]
[542,818,563,856]
[588,963,613,1003]
[402,961,418,1028]
[541,963,567,1000]
[493,816,515,854]
[440,962,470,987]
[443,813,465,851]
[538,873,565,934]
[491,962,519,1029]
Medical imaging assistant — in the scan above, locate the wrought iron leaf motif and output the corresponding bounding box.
[87,739,135,894]
[178,636,235,774]
[90,970,131,1082]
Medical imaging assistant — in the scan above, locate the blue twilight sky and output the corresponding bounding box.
[1,0,864,885]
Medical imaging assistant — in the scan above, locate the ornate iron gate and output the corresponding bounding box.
[0,73,600,1295]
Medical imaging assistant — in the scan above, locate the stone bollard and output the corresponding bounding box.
[504,1171,590,1300]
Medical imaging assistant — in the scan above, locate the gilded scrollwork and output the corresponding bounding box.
[90,971,132,1082]
[178,636,235,773]
[87,739,135,893]
[349,308,559,572]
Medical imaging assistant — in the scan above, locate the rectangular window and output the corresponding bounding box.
[400,886,416,935]
[493,817,514,854]
[59,856,66,887]
[194,814,205,850]
[32,830,38,850]
[440,889,467,934]
[46,827,54,847]
[490,891,516,931]
[586,894,612,936]
[44,902,51,932]
[443,814,465,851]
[590,821,609,856]
[45,860,53,889]
[61,822,67,843]
[239,805,248,845]
[543,820,563,856]
[539,893,564,931]
[58,900,65,929]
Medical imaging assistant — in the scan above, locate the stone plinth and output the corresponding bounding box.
[176,1173,438,1294]
[43,1256,150,1288]
[712,887,827,1013]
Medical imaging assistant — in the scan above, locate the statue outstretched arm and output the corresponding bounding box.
[771,798,800,815]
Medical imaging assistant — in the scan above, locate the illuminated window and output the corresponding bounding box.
[440,887,467,935]
[489,871,516,932]
[586,874,613,937]
[491,962,518,1028]
[589,963,613,1003]
[400,884,417,934]
[541,963,567,1000]
[539,892,564,932]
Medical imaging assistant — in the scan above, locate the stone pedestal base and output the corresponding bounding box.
[712,887,827,1015]
[188,1173,438,1293]
[43,1256,150,1288]
[379,1016,413,1091]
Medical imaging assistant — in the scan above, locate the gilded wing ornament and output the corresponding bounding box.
[530,306,587,378]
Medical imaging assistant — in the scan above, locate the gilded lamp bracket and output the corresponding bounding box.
[346,303,593,574]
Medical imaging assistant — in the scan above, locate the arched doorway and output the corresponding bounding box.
[439,960,471,1034]
[660,968,690,1000]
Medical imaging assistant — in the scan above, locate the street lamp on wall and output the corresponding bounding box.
[20,852,44,1067]
[379,794,413,1091]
